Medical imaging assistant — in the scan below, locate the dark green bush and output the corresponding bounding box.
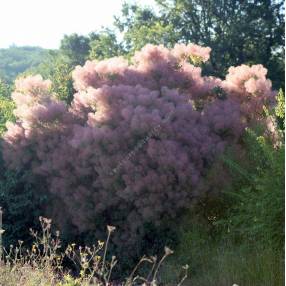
[218,128,284,249]
[275,88,285,131]
[0,161,47,247]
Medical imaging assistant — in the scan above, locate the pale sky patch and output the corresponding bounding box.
[0,0,156,49]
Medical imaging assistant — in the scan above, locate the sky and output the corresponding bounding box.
[0,0,156,49]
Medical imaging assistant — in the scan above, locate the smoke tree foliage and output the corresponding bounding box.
[2,43,276,248]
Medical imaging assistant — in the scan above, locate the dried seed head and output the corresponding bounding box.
[107,225,116,233]
[98,240,104,247]
[182,264,189,270]
[164,246,174,255]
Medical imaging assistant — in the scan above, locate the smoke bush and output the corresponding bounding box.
[2,44,275,248]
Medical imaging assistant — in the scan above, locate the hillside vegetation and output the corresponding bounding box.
[0,46,49,83]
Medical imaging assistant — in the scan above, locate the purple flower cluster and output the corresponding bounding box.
[2,44,275,247]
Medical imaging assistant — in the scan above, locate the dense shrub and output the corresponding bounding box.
[2,44,275,251]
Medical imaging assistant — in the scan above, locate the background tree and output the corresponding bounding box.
[31,51,75,104]
[114,3,176,53]
[89,29,124,60]
[0,99,14,135]
[0,90,14,135]
[60,33,90,66]
[0,79,11,98]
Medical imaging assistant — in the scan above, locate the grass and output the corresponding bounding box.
[162,240,283,286]
[160,215,284,286]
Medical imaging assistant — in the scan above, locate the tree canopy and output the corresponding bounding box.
[115,0,285,88]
